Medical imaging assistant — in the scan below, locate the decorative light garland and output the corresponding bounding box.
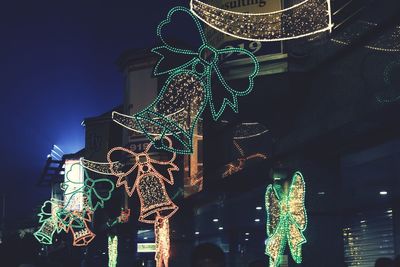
[265,171,307,267]
[35,163,115,247]
[222,139,267,178]
[155,216,170,267]
[106,137,179,223]
[190,0,333,42]
[112,6,259,154]
[108,235,118,267]
[332,21,400,53]
[62,162,115,212]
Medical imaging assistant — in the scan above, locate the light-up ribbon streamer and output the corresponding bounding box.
[155,216,170,267]
[108,235,118,267]
[112,6,259,154]
[190,0,333,42]
[222,136,268,178]
[265,171,307,267]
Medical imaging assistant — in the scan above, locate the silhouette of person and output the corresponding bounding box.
[191,243,225,267]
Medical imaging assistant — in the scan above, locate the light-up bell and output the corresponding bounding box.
[137,173,179,224]
[112,7,259,154]
[71,219,96,247]
[112,71,206,154]
[107,138,179,224]
[34,219,57,245]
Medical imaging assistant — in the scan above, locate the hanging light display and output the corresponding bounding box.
[34,163,115,247]
[265,172,307,267]
[106,137,179,224]
[332,21,400,53]
[108,235,118,267]
[154,216,171,267]
[222,123,268,178]
[112,6,259,154]
[190,0,332,42]
[81,138,178,265]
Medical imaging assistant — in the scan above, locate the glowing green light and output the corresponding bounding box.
[112,6,259,154]
[108,235,118,267]
[265,172,307,267]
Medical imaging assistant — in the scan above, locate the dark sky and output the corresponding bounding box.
[0,0,188,225]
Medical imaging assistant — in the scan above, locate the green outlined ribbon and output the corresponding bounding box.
[112,6,259,154]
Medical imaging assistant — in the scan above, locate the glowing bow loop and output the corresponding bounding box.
[190,0,333,42]
[105,138,178,196]
[112,6,259,154]
[62,163,115,212]
[265,172,307,267]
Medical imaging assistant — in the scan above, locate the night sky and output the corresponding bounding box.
[0,0,188,224]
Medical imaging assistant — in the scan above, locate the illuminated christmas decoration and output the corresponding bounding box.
[56,198,96,247]
[112,6,259,154]
[222,139,267,178]
[62,162,115,212]
[117,208,131,223]
[232,122,269,140]
[155,216,170,267]
[34,199,64,245]
[34,219,58,245]
[190,0,333,42]
[59,164,114,247]
[107,137,179,223]
[108,235,118,267]
[332,21,400,53]
[265,172,307,267]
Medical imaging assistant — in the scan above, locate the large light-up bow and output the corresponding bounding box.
[265,172,307,267]
[61,163,115,212]
[105,138,178,198]
[112,6,259,154]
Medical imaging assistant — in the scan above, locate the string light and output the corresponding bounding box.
[154,216,170,267]
[106,137,179,224]
[332,21,400,52]
[112,6,259,154]
[232,122,269,140]
[34,199,64,245]
[190,0,333,42]
[222,139,267,178]
[34,220,58,245]
[265,172,307,267]
[117,208,131,223]
[108,235,118,267]
[62,162,115,212]
[35,164,114,247]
